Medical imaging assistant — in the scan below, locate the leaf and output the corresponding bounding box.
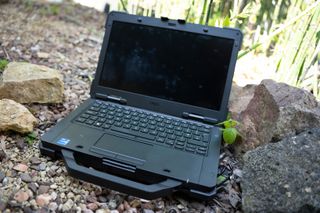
[223,128,238,144]
[223,16,230,27]
[217,175,227,185]
[217,119,238,128]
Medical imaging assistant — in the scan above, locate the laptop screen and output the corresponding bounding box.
[99,21,234,110]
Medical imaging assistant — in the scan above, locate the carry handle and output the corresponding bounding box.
[61,149,182,199]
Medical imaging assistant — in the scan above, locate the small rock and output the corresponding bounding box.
[50,183,58,189]
[130,199,141,208]
[36,194,52,207]
[0,62,64,103]
[28,183,38,193]
[87,202,98,211]
[30,157,41,165]
[20,173,32,183]
[86,195,97,203]
[38,162,46,171]
[13,163,28,172]
[0,171,5,182]
[0,99,38,133]
[0,199,7,211]
[96,209,111,213]
[37,52,50,59]
[38,185,50,194]
[62,199,74,212]
[143,209,155,213]
[98,195,107,203]
[66,192,74,199]
[14,190,29,202]
[48,202,58,211]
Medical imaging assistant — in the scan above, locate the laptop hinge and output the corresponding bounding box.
[182,112,218,124]
[95,93,127,105]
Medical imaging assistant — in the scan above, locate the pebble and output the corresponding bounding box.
[14,190,29,202]
[38,162,46,171]
[20,173,32,183]
[48,202,58,211]
[36,194,52,207]
[96,209,111,213]
[0,171,5,182]
[51,191,58,200]
[67,192,75,199]
[13,163,28,172]
[62,199,74,212]
[0,200,7,211]
[108,199,117,209]
[87,202,99,211]
[143,209,155,213]
[28,182,38,193]
[50,183,58,189]
[30,157,41,165]
[38,185,50,194]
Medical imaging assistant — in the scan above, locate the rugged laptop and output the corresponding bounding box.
[40,11,242,200]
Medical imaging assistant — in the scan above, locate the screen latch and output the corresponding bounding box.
[182,112,217,124]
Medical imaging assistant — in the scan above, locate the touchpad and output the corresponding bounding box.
[92,133,151,165]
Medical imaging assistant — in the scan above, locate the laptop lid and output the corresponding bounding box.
[91,12,242,123]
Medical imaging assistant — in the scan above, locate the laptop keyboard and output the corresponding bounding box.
[74,100,213,156]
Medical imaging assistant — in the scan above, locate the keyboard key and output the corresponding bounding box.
[149,125,156,130]
[188,140,207,147]
[141,128,149,133]
[196,149,207,155]
[190,125,197,130]
[115,122,122,127]
[185,147,195,153]
[94,122,103,127]
[156,137,165,143]
[185,133,192,138]
[85,119,94,125]
[194,135,201,141]
[168,135,176,140]
[177,137,186,142]
[80,114,90,119]
[202,134,210,142]
[150,130,158,135]
[98,118,106,123]
[106,120,114,125]
[76,117,86,123]
[132,126,140,131]
[102,124,111,129]
[98,113,106,117]
[123,124,131,129]
[165,140,174,145]
[174,145,184,150]
[86,110,97,115]
[157,127,165,132]
[175,131,183,136]
[159,132,167,138]
[166,129,174,134]
[176,141,185,146]
[140,123,147,128]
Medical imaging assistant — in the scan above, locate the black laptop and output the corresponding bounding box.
[40,11,242,200]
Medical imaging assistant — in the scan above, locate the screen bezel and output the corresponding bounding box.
[91,11,243,123]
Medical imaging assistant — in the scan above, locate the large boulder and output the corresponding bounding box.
[242,128,320,213]
[0,62,64,103]
[0,99,37,133]
[231,79,320,155]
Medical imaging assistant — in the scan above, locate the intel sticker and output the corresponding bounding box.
[57,138,70,146]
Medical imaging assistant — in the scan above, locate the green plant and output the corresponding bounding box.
[218,119,241,145]
[25,132,37,145]
[0,59,9,72]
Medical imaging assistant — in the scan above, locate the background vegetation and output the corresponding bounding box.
[112,0,320,99]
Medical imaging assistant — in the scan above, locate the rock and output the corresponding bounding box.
[0,171,5,182]
[37,52,50,59]
[0,99,37,133]
[62,199,74,212]
[28,183,38,193]
[48,202,58,211]
[30,157,41,165]
[233,79,320,155]
[87,202,99,211]
[38,185,50,194]
[13,163,28,172]
[14,190,29,202]
[242,128,320,213]
[229,83,256,119]
[20,173,32,183]
[96,209,111,213]
[0,62,64,103]
[36,194,52,207]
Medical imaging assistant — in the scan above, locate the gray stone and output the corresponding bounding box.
[0,62,64,103]
[0,171,5,182]
[38,185,50,194]
[242,128,320,213]
[20,173,32,183]
[0,99,38,133]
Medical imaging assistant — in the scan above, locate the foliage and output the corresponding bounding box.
[114,0,320,99]
[0,59,9,72]
[25,132,37,146]
[218,119,241,145]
